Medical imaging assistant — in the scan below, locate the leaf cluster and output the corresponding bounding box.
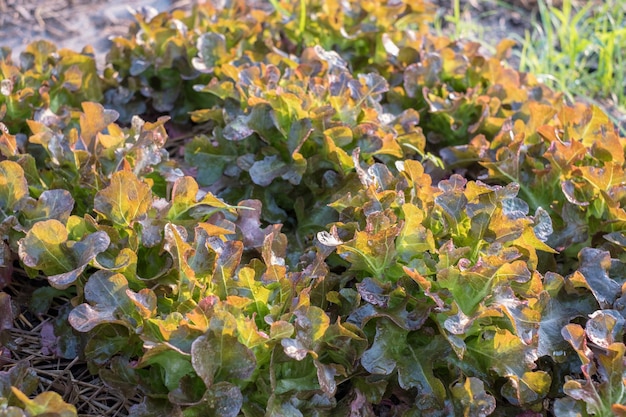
[0,0,626,416]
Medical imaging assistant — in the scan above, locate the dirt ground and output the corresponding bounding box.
[0,0,191,62]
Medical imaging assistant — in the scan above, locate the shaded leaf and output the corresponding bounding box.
[17,189,75,227]
[201,382,243,417]
[138,345,194,391]
[68,271,139,332]
[191,331,256,388]
[451,377,496,417]
[0,292,13,332]
[577,248,622,307]
[249,155,290,187]
[585,310,624,348]
[361,319,445,399]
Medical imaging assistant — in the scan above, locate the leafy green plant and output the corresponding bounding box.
[0,41,102,133]
[102,0,434,124]
[318,156,556,412]
[555,310,626,416]
[0,0,625,415]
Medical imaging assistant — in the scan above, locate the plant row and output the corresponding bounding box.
[0,1,625,416]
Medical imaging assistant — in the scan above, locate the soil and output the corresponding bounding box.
[0,0,192,63]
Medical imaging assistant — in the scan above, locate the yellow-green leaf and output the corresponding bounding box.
[94,170,152,227]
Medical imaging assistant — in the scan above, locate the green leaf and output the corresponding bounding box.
[58,49,103,102]
[437,265,491,317]
[167,176,235,221]
[138,345,194,391]
[0,160,28,216]
[0,361,39,399]
[94,170,152,227]
[184,135,236,187]
[281,304,330,361]
[79,101,119,151]
[211,240,243,299]
[128,397,182,417]
[163,223,200,303]
[451,377,496,417]
[466,329,550,405]
[553,397,586,417]
[336,211,401,279]
[537,283,597,360]
[396,203,435,261]
[490,286,541,345]
[270,320,295,340]
[16,189,74,228]
[349,278,431,331]
[200,382,244,417]
[585,310,624,348]
[192,33,228,72]
[18,220,71,274]
[361,319,445,399]
[560,310,626,415]
[295,305,331,345]
[190,331,256,388]
[234,266,271,318]
[18,219,110,288]
[11,388,77,417]
[0,406,26,417]
[249,155,290,187]
[501,371,552,407]
[68,271,141,332]
[577,248,622,307]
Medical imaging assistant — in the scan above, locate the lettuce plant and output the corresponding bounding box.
[0,0,625,415]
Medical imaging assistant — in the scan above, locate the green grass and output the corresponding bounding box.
[435,0,626,134]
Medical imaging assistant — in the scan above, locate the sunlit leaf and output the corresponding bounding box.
[18,219,110,288]
[0,160,28,216]
[94,170,152,227]
[79,101,119,151]
[11,388,77,417]
[451,377,496,417]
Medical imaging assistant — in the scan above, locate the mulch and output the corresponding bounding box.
[1,275,139,416]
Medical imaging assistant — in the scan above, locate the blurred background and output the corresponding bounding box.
[0,0,191,57]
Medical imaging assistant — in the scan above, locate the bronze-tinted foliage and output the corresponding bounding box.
[1,0,626,416]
